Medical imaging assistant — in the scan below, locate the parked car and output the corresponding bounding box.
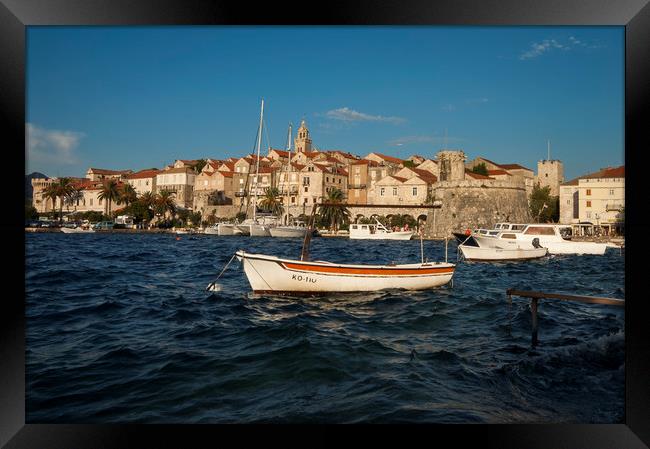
[93,221,115,230]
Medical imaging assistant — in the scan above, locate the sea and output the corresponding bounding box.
[25,232,625,423]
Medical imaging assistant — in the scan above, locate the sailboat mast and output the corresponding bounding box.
[285,123,292,225]
[253,99,264,222]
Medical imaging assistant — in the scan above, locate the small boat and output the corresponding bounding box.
[204,224,220,235]
[269,221,311,238]
[349,219,414,240]
[235,250,455,294]
[459,244,548,261]
[61,226,95,233]
[472,224,608,255]
[235,220,272,237]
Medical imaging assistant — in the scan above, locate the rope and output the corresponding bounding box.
[206,253,237,291]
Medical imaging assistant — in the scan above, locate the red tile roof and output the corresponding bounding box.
[127,169,160,179]
[465,169,493,180]
[582,165,625,179]
[499,163,532,171]
[370,152,404,164]
[487,169,511,176]
[412,168,438,183]
[352,159,380,166]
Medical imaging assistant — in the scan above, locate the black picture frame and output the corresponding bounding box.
[4,0,649,447]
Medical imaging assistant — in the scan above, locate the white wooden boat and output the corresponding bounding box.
[472,224,607,255]
[235,250,454,294]
[349,219,414,240]
[459,244,548,261]
[61,226,95,233]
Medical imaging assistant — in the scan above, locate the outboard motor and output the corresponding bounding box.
[532,237,542,249]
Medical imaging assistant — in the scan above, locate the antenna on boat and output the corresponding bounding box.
[252,98,264,223]
[300,203,318,261]
[284,122,292,226]
[419,226,425,264]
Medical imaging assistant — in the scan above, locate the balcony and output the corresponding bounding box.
[234,191,247,197]
[348,184,366,189]
[605,203,623,211]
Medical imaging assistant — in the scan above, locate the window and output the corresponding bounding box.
[587,211,592,218]
[586,189,591,195]
[412,187,418,196]
[326,177,329,183]
[545,173,548,177]
[609,189,614,195]
[291,197,295,204]
[380,187,385,196]
[354,189,359,197]
[393,187,398,196]
[586,200,591,207]
[313,198,317,203]
[501,233,517,239]
[338,179,341,184]
[304,186,308,192]
[304,198,308,204]
[89,198,93,206]
[567,200,571,204]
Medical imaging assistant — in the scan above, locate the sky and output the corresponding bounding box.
[26,26,624,181]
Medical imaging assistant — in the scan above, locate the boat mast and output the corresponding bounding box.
[253,98,264,223]
[284,122,292,225]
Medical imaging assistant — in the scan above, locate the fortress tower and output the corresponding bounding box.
[436,150,466,182]
[294,119,312,153]
[537,159,564,196]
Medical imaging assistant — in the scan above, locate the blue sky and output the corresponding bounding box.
[26,26,624,180]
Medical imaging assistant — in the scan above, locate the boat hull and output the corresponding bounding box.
[473,234,607,255]
[61,227,95,233]
[216,223,236,236]
[235,251,454,293]
[349,231,414,240]
[269,226,309,238]
[460,245,548,261]
[236,224,271,237]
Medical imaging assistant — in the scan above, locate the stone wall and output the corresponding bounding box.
[424,179,531,238]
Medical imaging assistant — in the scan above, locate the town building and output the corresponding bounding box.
[85,168,133,182]
[155,166,196,209]
[559,165,624,235]
[535,159,564,197]
[125,169,159,196]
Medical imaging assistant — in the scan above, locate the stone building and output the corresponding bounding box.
[155,166,196,209]
[424,150,531,238]
[559,165,624,234]
[126,169,159,196]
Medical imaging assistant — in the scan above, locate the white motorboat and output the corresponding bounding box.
[235,219,272,237]
[472,224,608,255]
[349,219,414,240]
[204,225,220,235]
[459,244,548,261]
[60,226,95,233]
[234,250,454,294]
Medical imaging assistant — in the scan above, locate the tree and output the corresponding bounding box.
[43,178,75,223]
[258,186,284,216]
[98,179,121,217]
[529,184,559,223]
[155,190,177,219]
[119,183,138,207]
[471,163,489,176]
[317,188,350,232]
[402,160,416,168]
[194,159,208,174]
[64,187,84,213]
[25,204,38,220]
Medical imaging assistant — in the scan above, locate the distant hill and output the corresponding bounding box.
[25,172,48,202]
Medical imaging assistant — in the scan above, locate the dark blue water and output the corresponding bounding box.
[25,233,625,423]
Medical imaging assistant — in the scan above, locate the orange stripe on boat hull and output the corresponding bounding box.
[281,262,454,276]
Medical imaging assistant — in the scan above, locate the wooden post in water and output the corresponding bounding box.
[506,289,624,347]
[531,297,539,347]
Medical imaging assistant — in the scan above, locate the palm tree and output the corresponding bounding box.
[317,188,350,232]
[155,190,177,219]
[258,186,284,217]
[98,179,121,218]
[138,191,156,210]
[43,178,75,223]
[119,183,138,207]
[64,187,85,213]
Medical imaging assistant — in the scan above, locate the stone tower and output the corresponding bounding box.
[294,119,312,153]
[436,150,466,182]
[537,159,564,196]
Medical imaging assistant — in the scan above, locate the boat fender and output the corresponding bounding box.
[532,238,541,249]
[464,229,471,236]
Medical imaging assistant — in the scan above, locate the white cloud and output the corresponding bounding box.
[466,97,489,104]
[325,107,405,124]
[26,123,85,165]
[519,36,603,60]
